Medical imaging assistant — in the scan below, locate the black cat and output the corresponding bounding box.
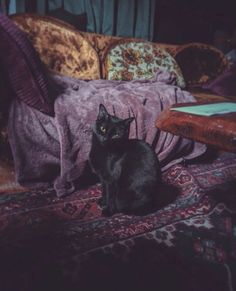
[89,104,162,216]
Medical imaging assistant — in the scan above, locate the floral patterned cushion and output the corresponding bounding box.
[104,40,186,88]
[11,14,101,80]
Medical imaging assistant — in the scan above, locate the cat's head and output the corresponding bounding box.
[93,104,134,144]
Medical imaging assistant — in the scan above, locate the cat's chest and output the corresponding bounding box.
[106,154,123,176]
[89,149,123,180]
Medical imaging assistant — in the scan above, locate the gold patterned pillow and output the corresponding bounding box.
[11,14,101,80]
[104,40,185,88]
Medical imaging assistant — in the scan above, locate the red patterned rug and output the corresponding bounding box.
[0,151,235,291]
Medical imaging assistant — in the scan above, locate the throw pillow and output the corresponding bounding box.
[103,40,186,88]
[11,14,101,80]
[174,43,229,88]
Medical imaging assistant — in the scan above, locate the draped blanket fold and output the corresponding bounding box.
[8,72,207,197]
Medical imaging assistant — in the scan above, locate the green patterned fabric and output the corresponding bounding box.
[105,41,186,88]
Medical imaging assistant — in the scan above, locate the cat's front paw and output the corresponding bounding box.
[98,196,107,209]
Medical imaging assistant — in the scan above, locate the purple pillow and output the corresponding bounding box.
[0,13,55,116]
[202,61,236,97]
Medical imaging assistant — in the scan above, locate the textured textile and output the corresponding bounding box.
[10,13,181,81]
[0,152,236,291]
[174,42,229,88]
[8,71,206,197]
[188,152,236,191]
[0,12,54,115]
[79,32,179,69]
[11,13,101,80]
[104,40,185,88]
[202,61,236,98]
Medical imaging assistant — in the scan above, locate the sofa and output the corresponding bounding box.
[0,13,236,291]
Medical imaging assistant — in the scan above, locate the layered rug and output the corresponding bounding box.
[0,152,236,291]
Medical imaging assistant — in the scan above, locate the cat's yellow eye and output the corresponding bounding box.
[100,126,106,133]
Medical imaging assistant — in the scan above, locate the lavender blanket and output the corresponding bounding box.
[8,72,206,197]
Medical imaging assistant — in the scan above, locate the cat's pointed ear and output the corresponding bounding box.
[124,117,135,127]
[98,104,109,119]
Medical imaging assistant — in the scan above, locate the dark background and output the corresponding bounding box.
[153,0,236,44]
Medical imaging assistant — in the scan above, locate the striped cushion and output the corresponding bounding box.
[0,13,54,115]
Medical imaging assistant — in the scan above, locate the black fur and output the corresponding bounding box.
[89,104,162,216]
